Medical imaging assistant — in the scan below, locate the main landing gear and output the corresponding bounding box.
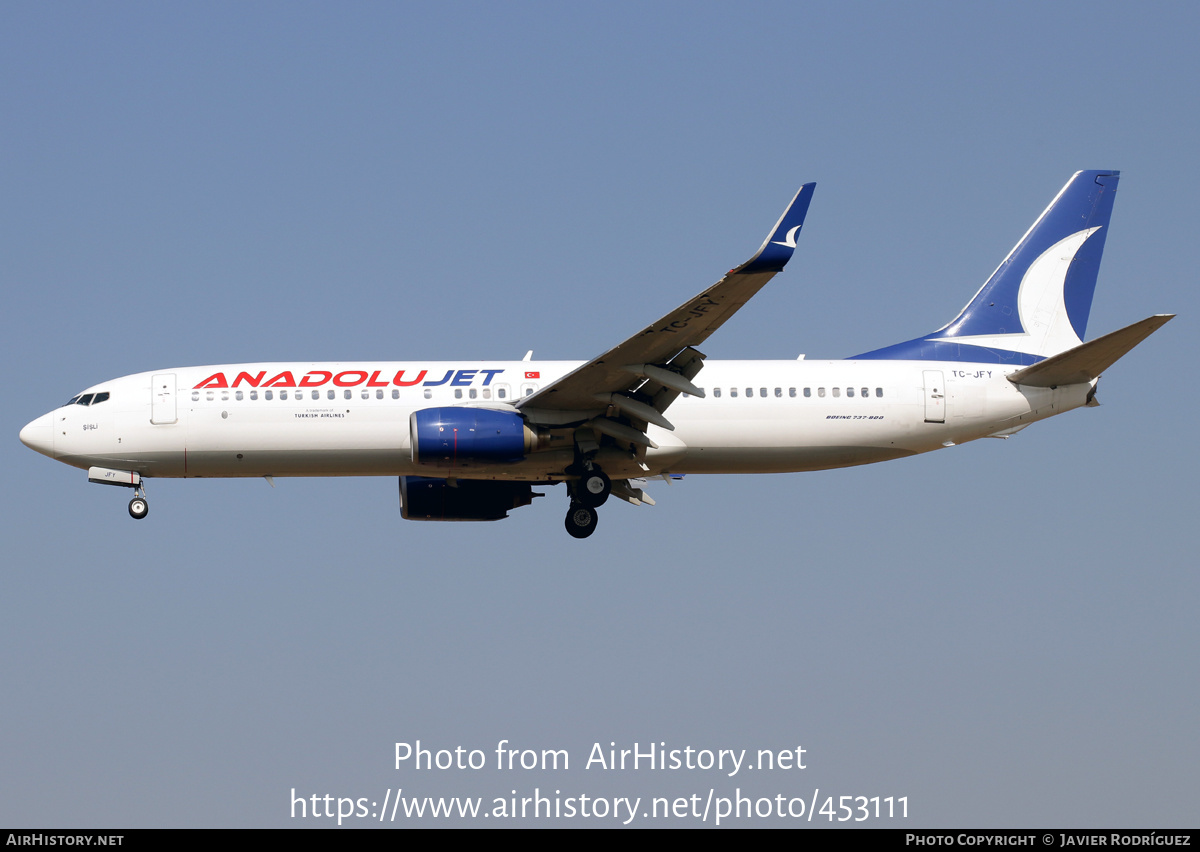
[565,502,598,539]
[564,464,610,539]
[578,467,611,507]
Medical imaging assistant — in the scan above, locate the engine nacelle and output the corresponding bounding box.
[399,476,540,521]
[410,407,531,465]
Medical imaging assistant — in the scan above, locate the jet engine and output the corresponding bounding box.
[410,407,535,465]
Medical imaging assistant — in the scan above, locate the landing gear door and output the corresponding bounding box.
[923,370,945,423]
[151,374,177,424]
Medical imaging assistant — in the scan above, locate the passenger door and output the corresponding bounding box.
[151,374,177,424]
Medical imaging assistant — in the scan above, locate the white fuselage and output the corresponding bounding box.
[26,359,1092,483]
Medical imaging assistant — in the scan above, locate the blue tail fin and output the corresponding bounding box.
[854,170,1120,364]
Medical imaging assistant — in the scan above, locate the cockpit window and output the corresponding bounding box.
[63,391,111,407]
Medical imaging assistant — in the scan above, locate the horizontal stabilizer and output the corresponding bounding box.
[1007,314,1174,387]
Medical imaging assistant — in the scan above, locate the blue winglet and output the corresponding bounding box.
[739,183,817,274]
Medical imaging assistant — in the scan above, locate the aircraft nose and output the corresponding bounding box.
[19,412,55,458]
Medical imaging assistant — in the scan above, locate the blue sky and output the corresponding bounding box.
[2,1,1196,827]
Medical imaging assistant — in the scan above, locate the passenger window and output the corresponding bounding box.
[482,388,491,399]
[376,389,383,399]
[250,390,259,400]
[524,387,534,397]
[280,390,288,400]
[759,388,767,398]
[191,391,199,402]
[361,390,369,399]
[789,388,797,398]
[454,389,463,399]
[847,387,855,397]
[344,389,351,400]
[497,388,507,399]
[327,390,335,400]
[206,391,215,401]
[817,388,825,398]
[731,388,738,397]
[745,388,753,398]
[221,391,229,401]
[832,387,840,398]
[392,389,399,399]
[775,388,782,398]
[469,388,477,399]
[713,388,721,398]
[876,388,883,397]
[861,387,869,398]
[265,390,273,400]
[236,391,244,401]
[423,389,432,399]
[804,387,811,398]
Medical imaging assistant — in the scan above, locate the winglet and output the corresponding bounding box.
[738,183,817,274]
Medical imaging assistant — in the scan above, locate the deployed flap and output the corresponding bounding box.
[610,479,656,506]
[1007,314,1174,387]
[517,183,816,424]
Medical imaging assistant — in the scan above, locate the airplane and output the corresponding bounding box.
[19,170,1173,538]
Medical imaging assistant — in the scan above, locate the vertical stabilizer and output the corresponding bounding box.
[855,171,1120,364]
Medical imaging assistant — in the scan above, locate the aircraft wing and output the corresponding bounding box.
[516,183,816,434]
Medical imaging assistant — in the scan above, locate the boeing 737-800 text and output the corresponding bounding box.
[19,171,1172,538]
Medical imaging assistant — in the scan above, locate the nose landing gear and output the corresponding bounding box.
[86,467,150,520]
[127,481,149,520]
[128,495,149,520]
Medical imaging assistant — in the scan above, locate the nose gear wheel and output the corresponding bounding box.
[128,496,148,520]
